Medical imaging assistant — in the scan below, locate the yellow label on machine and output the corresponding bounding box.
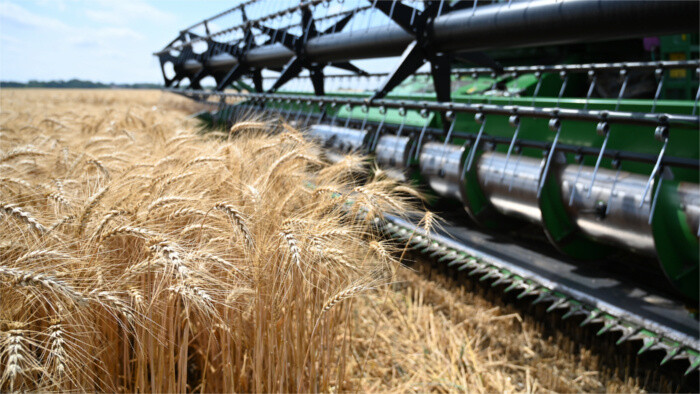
[669,53,687,78]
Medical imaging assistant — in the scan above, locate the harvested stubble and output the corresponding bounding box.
[0,90,640,393]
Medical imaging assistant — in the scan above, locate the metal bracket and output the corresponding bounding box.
[369,0,501,133]
[265,8,367,95]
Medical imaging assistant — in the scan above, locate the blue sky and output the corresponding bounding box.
[0,0,400,84]
[0,1,243,83]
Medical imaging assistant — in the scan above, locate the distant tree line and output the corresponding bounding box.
[0,79,163,89]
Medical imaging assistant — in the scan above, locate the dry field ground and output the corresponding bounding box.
[0,89,643,392]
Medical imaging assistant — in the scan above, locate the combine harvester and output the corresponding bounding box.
[156,0,700,374]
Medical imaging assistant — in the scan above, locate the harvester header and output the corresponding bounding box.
[156,0,700,374]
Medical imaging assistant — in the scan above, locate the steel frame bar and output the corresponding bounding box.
[204,100,699,170]
[169,88,700,129]
[159,1,698,75]
[258,60,700,80]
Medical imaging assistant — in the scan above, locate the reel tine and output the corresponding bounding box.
[439,111,457,172]
[414,109,431,161]
[568,152,585,206]
[329,102,339,126]
[693,68,700,116]
[344,103,354,128]
[605,159,623,218]
[303,101,315,129]
[531,71,543,106]
[639,125,669,208]
[464,112,486,173]
[586,121,610,198]
[651,68,664,113]
[393,107,407,152]
[369,106,388,153]
[360,104,370,131]
[536,117,562,199]
[557,70,568,107]
[615,68,629,111]
[500,114,521,183]
[648,170,666,225]
[584,69,596,110]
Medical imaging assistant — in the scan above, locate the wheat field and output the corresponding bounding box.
[0,89,642,392]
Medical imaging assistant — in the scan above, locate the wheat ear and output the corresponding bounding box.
[1,323,33,391]
[1,147,47,163]
[0,265,86,303]
[49,214,75,233]
[47,191,71,207]
[314,186,342,197]
[92,209,128,239]
[279,131,304,144]
[100,225,159,242]
[213,203,253,247]
[393,185,427,201]
[146,196,193,216]
[168,207,207,220]
[149,240,190,278]
[179,223,220,237]
[15,249,70,264]
[322,284,367,313]
[280,229,302,272]
[196,252,246,276]
[46,319,68,379]
[229,121,266,135]
[86,159,110,180]
[0,177,32,190]
[89,290,135,325]
[1,202,48,234]
[160,171,195,191]
[185,156,223,168]
[76,186,109,236]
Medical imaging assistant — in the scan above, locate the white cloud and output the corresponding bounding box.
[0,1,69,31]
[84,0,176,25]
